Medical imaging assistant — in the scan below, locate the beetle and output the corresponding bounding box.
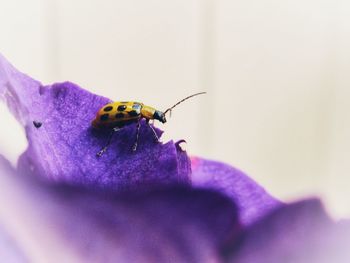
[92,92,206,157]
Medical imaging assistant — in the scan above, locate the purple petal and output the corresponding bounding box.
[0,155,239,262]
[0,54,190,190]
[0,223,27,263]
[191,157,281,225]
[227,199,350,263]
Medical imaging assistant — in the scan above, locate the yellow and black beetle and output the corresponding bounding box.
[92,92,206,157]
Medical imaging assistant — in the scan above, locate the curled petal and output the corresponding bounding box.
[191,157,281,225]
[227,199,350,263]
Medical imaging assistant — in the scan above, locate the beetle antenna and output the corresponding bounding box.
[164,92,206,116]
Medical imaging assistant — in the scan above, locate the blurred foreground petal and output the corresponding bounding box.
[0,155,239,263]
[0,223,27,263]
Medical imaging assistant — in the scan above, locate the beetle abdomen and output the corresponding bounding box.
[92,101,143,129]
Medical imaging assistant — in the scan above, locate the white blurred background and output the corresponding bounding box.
[0,0,350,218]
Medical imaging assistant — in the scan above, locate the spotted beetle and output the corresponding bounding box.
[92,92,206,157]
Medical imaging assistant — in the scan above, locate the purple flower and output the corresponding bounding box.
[0,54,349,262]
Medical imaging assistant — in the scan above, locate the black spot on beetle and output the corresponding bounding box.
[100,114,109,121]
[128,110,139,117]
[115,113,124,119]
[103,106,113,112]
[117,105,127,111]
[33,121,42,128]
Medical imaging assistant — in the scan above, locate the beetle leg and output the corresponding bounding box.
[132,120,141,152]
[96,127,121,157]
[146,120,159,142]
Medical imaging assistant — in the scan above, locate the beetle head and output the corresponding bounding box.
[153,110,167,123]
